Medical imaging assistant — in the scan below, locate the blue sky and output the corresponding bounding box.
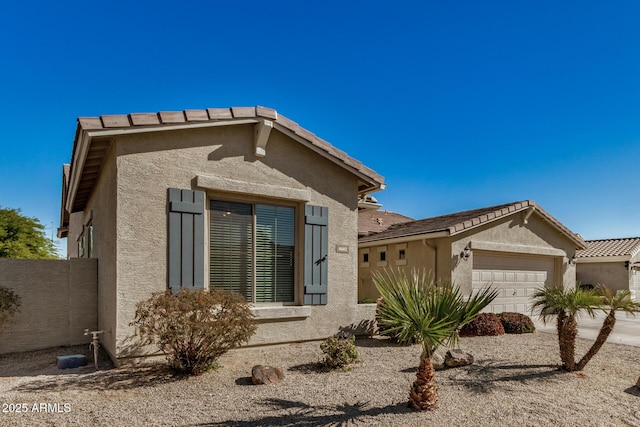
[2,1,640,257]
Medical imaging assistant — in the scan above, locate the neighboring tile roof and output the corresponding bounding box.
[576,237,640,258]
[66,106,385,213]
[359,200,586,248]
[358,210,414,236]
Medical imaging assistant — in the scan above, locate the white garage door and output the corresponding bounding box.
[472,252,555,314]
[631,269,640,302]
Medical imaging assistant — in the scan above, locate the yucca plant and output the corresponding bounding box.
[531,284,601,371]
[575,287,639,371]
[373,268,497,411]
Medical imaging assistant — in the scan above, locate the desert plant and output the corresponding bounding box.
[374,268,497,411]
[0,286,21,331]
[531,284,601,371]
[375,296,419,344]
[497,312,536,334]
[575,287,639,371]
[459,313,505,337]
[132,289,256,375]
[320,335,359,370]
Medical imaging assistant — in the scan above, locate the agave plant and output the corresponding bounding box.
[531,284,602,371]
[575,287,639,371]
[373,268,497,411]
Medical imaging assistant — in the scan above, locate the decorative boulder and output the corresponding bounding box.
[432,353,446,371]
[444,349,474,368]
[251,365,285,385]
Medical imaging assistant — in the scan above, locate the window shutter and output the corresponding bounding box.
[168,188,205,292]
[304,205,328,305]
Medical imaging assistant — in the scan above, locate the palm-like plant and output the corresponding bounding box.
[575,287,639,371]
[373,269,497,411]
[531,285,602,371]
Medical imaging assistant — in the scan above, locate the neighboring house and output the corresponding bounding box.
[576,237,640,301]
[358,200,586,313]
[358,209,414,238]
[58,106,385,364]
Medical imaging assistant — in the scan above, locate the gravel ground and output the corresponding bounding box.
[1,332,639,427]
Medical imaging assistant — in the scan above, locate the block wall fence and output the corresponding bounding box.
[0,259,97,354]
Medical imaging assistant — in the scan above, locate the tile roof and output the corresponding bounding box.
[576,237,640,258]
[66,106,385,213]
[359,200,586,248]
[358,210,414,236]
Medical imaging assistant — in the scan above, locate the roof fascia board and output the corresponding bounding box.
[272,122,382,194]
[86,119,257,138]
[449,213,521,237]
[576,255,630,263]
[65,129,91,213]
[358,231,449,248]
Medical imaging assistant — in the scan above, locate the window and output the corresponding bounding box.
[398,249,405,260]
[209,200,295,303]
[363,253,369,263]
[379,251,386,262]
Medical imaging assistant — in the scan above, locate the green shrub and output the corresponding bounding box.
[132,289,256,375]
[0,286,21,331]
[459,313,505,337]
[320,336,359,370]
[497,312,536,334]
[375,296,419,344]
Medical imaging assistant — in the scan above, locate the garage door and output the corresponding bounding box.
[631,269,640,302]
[472,252,555,314]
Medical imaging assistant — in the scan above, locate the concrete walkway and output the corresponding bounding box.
[533,311,640,347]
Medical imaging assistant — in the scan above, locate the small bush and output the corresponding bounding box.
[320,336,359,370]
[497,312,536,334]
[132,289,256,375]
[0,286,21,331]
[459,313,505,337]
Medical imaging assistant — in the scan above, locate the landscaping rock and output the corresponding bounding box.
[251,365,285,385]
[444,349,474,368]
[636,376,640,390]
[432,353,445,370]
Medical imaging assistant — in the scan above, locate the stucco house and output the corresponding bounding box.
[358,200,586,313]
[58,105,384,365]
[576,237,640,301]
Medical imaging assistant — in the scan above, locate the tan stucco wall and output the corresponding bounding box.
[576,261,631,293]
[0,259,97,354]
[358,237,449,301]
[64,124,366,360]
[358,211,579,299]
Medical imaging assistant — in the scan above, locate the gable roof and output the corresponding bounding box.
[576,237,640,259]
[63,106,385,216]
[358,210,414,236]
[359,200,586,248]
